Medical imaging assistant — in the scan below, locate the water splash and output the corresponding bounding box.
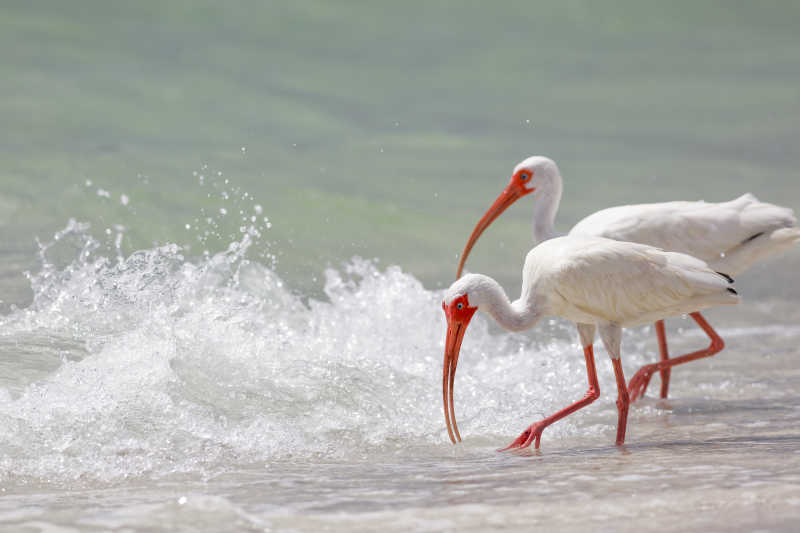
[0,222,654,484]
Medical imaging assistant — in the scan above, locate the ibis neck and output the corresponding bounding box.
[475,276,542,332]
[531,173,563,244]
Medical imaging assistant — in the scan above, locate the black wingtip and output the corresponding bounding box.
[727,288,738,295]
[716,271,734,283]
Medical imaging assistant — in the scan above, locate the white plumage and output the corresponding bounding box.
[455,156,799,401]
[571,193,800,276]
[447,236,739,332]
[441,235,739,450]
[520,236,740,328]
[457,156,799,277]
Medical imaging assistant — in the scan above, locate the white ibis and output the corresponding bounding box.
[443,235,740,450]
[456,156,800,401]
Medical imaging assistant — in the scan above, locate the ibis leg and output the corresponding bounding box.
[628,312,724,402]
[498,344,600,452]
[597,322,630,445]
[656,320,671,399]
[611,357,630,445]
[632,320,670,399]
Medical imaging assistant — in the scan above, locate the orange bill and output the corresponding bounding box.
[441,295,477,444]
[456,172,534,278]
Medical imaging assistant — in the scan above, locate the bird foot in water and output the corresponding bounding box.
[628,364,658,402]
[497,422,546,452]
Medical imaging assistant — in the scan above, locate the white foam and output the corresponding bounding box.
[0,222,722,483]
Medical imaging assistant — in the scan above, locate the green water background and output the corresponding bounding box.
[1,0,799,303]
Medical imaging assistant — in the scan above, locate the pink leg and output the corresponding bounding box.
[630,320,670,399]
[498,344,600,452]
[611,357,629,445]
[656,320,671,399]
[628,312,724,402]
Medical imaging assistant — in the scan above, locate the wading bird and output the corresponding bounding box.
[456,157,800,401]
[443,235,739,450]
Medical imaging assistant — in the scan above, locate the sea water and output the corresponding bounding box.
[1,1,800,531]
[1,216,799,532]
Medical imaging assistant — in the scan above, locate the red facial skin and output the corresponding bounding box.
[455,169,535,278]
[441,293,478,444]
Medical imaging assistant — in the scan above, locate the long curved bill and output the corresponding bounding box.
[442,316,469,444]
[456,184,533,278]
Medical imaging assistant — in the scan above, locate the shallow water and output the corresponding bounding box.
[2,1,800,531]
[1,224,799,531]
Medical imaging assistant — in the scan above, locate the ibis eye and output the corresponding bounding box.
[456,303,464,310]
[520,173,529,180]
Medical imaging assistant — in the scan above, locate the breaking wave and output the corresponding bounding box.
[0,220,657,484]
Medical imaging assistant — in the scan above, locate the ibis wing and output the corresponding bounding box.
[539,237,735,325]
[570,194,797,265]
